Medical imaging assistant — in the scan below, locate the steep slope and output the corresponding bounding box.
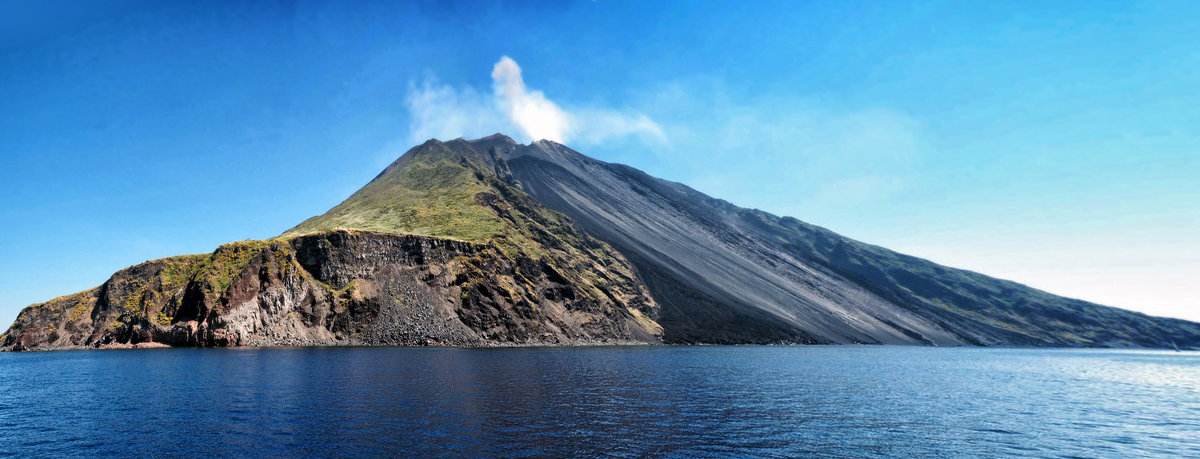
[500,138,1200,348]
[2,138,661,351]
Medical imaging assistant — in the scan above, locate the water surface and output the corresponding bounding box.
[1,346,1197,457]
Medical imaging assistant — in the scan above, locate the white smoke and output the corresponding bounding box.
[404,79,502,144]
[490,56,572,143]
[405,56,665,145]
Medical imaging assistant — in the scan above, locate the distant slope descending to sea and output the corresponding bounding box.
[4,134,1198,350]
[498,136,1200,347]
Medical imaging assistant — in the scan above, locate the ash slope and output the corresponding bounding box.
[486,135,1199,348]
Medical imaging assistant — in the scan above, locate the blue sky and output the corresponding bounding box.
[1,0,1198,326]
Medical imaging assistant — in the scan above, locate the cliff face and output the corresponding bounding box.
[0,230,661,351]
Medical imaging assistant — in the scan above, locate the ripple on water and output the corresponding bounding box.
[0,346,1197,457]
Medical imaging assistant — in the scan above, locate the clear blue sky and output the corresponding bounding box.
[2,0,1198,327]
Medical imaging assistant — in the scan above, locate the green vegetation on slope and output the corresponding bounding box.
[194,239,282,294]
[284,143,506,241]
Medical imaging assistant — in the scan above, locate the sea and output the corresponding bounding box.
[0,346,1196,457]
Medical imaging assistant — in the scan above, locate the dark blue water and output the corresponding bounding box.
[0,346,1197,457]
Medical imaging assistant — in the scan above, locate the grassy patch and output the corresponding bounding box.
[196,239,274,294]
[283,158,505,242]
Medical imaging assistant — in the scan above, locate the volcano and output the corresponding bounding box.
[5,134,1197,350]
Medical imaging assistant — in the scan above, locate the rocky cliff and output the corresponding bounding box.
[1,230,660,351]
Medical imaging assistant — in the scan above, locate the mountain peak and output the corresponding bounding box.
[466,133,521,161]
[393,134,573,168]
[285,133,578,244]
[473,133,518,144]
[502,137,589,167]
